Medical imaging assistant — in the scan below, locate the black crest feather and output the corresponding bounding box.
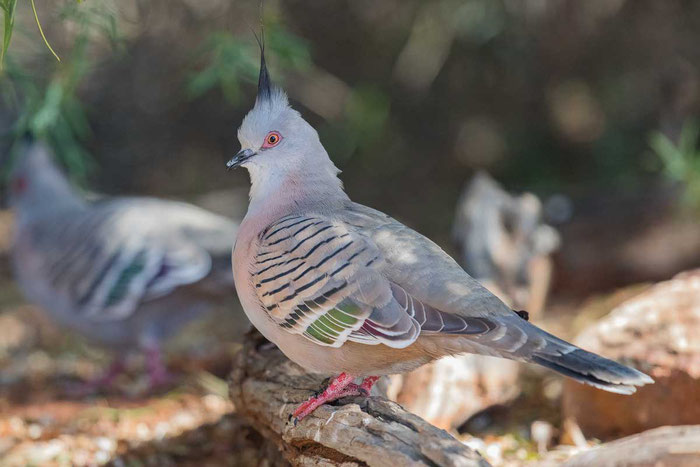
[253,5,272,104]
[257,50,272,103]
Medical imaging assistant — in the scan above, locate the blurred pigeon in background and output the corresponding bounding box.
[452,171,561,318]
[7,141,239,392]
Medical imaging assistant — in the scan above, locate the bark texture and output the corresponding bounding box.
[229,332,490,467]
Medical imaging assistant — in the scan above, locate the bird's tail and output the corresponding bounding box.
[529,342,653,394]
[513,316,655,394]
[462,313,654,394]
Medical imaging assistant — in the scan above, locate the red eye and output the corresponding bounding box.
[262,131,282,148]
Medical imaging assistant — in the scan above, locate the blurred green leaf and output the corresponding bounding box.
[649,120,700,210]
[0,0,17,68]
[265,26,311,72]
[320,85,391,166]
[2,1,123,184]
[187,32,259,103]
[187,22,311,105]
[345,85,390,146]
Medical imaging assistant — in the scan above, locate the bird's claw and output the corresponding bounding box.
[286,412,300,427]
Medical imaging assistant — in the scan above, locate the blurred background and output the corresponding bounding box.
[0,0,699,465]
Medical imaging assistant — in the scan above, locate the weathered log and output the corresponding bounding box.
[229,331,490,467]
[564,425,700,467]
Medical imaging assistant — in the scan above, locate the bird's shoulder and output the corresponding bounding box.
[337,202,512,319]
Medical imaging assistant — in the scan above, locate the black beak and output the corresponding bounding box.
[226,149,256,170]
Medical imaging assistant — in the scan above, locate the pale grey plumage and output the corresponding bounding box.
[9,142,238,352]
[230,49,653,396]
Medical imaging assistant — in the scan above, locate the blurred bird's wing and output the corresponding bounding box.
[34,200,216,322]
[112,197,239,291]
[252,214,495,348]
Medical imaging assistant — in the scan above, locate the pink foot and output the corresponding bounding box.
[145,345,174,390]
[291,374,380,424]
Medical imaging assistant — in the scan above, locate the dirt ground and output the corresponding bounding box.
[0,286,621,466]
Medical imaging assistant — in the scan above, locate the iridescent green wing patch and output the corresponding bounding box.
[281,299,365,346]
[104,250,148,307]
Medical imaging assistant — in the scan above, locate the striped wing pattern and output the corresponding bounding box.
[389,283,494,335]
[31,206,211,321]
[253,215,497,348]
[252,215,386,347]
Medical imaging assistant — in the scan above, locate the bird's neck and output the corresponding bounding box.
[244,165,349,221]
[13,174,85,223]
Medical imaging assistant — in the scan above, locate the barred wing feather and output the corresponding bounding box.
[252,215,497,348]
[32,208,212,322]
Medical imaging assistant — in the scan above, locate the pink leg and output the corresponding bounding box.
[291,374,381,424]
[145,345,172,389]
[292,373,360,423]
[359,375,380,394]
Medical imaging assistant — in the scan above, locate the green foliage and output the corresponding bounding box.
[188,23,311,104]
[187,32,259,104]
[2,57,92,184]
[1,0,123,184]
[319,85,391,166]
[345,86,390,147]
[0,0,66,68]
[649,120,700,210]
[0,0,17,67]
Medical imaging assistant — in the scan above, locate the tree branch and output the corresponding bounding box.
[229,331,490,467]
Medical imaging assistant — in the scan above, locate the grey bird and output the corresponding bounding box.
[8,141,238,391]
[229,47,653,422]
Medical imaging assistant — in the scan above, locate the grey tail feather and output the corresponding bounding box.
[532,347,654,395]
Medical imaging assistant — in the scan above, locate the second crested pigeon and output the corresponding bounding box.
[228,47,653,423]
[8,142,239,391]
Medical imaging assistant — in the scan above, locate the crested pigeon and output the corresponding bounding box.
[228,47,653,423]
[8,141,238,390]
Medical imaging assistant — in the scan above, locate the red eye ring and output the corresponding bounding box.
[262,131,282,148]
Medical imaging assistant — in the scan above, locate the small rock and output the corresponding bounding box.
[563,270,700,439]
[26,424,42,440]
[95,436,115,452]
[531,420,554,454]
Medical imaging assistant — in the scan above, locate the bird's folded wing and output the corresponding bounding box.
[40,209,212,321]
[252,214,497,348]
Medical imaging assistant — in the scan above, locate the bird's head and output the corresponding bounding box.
[229,38,343,206]
[7,139,79,213]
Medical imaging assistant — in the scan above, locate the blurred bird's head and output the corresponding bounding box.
[7,140,79,215]
[229,39,343,205]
